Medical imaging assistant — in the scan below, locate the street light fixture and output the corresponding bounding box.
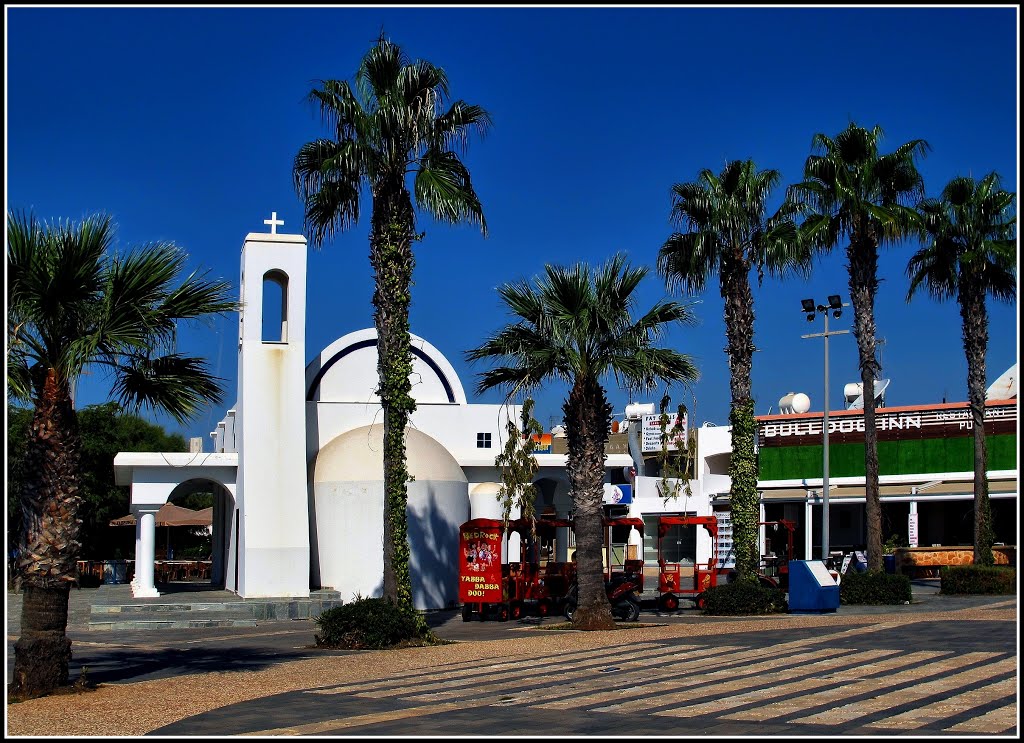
[801,296,850,561]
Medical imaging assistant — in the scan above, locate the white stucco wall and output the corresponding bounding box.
[311,424,470,610]
[235,232,310,598]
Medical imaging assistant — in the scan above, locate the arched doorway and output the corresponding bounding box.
[161,478,235,589]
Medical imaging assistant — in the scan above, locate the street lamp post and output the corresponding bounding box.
[801,295,849,561]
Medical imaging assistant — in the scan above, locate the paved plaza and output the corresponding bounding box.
[5,582,1019,737]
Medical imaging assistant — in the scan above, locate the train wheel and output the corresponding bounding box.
[536,599,551,617]
[624,598,641,622]
[497,605,509,622]
[461,603,473,622]
[695,594,707,611]
[510,601,523,620]
[659,594,679,612]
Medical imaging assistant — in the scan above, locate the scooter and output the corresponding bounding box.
[563,574,642,622]
[563,516,645,622]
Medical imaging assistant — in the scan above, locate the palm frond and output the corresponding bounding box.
[414,149,487,234]
[112,354,225,425]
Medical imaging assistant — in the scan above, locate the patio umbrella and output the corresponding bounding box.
[110,503,213,560]
[109,503,212,527]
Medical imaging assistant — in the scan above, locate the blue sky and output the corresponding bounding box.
[6,5,1019,441]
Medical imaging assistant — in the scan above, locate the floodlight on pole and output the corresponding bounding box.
[800,296,850,561]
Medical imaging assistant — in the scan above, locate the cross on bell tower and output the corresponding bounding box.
[263,211,284,235]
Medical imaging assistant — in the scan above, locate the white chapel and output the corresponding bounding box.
[114,218,631,608]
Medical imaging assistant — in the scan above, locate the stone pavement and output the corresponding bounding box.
[6,582,1019,736]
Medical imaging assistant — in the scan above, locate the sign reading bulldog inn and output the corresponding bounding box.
[757,401,1016,448]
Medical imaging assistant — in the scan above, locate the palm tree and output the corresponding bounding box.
[906,173,1016,566]
[467,255,699,630]
[6,211,234,699]
[657,159,806,582]
[293,35,489,611]
[787,123,929,571]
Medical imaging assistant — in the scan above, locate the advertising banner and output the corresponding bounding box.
[641,413,688,453]
[602,484,633,505]
[531,433,553,454]
[458,523,504,603]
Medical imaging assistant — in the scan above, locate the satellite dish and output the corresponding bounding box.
[551,424,567,438]
[874,379,891,407]
[986,363,1017,400]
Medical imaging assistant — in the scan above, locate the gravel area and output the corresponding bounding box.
[7,604,1013,737]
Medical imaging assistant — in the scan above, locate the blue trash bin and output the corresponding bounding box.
[883,554,896,574]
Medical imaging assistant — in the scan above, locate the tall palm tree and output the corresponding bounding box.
[787,123,929,571]
[658,159,805,581]
[6,211,234,699]
[906,173,1016,566]
[293,35,489,611]
[467,255,699,630]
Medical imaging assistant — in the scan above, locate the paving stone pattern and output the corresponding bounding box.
[156,608,1017,736]
[6,581,1016,736]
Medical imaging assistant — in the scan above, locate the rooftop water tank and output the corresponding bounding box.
[624,402,655,420]
[779,392,811,414]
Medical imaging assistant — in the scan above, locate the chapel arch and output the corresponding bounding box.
[163,478,236,589]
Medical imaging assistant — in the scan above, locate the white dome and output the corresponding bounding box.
[314,425,467,484]
[471,482,501,496]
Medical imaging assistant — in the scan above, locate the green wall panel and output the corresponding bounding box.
[758,433,1016,480]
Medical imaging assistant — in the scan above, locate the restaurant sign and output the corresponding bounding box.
[641,413,688,453]
[758,402,1016,447]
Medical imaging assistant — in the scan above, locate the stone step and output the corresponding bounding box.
[91,602,249,615]
[87,596,346,630]
[89,613,260,631]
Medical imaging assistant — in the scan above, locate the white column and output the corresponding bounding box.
[132,508,161,598]
[507,532,522,563]
[758,503,767,559]
[131,518,142,590]
[804,498,814,560]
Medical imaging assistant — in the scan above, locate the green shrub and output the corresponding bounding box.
[840,570,912,604]
[701,580,788,615]
[940,565,1016,595]
[314,597,437,649]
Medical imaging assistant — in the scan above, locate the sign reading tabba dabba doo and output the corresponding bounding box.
[459,522,504,604]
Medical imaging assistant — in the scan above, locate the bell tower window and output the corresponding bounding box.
[262,270,288,343]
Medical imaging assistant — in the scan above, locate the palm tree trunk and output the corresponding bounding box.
[563,378,615,630]
[721,256,759,580]
[847,236,883,571]
[370,187,417,609]
[12,368,82,699]
[960,280,994,566]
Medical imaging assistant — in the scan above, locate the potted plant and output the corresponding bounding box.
[882,535,903,574]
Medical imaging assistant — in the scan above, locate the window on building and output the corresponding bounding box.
[261,270,288,342]
[476,432,491,448]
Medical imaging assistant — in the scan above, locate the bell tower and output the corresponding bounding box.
[234,212,310,597]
